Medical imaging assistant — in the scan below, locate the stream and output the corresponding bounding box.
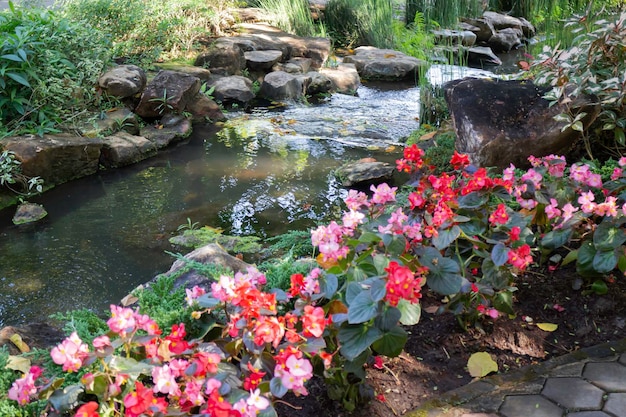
[0,65,497,327]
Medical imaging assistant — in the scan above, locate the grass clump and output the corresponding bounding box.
[248,0,321,37]
[325,0,395,48]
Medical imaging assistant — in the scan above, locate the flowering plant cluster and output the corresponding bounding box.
[7,147,626,416]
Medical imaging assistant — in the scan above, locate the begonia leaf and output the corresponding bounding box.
[397,299,421,326]
[593,248,618,273]
[372,326,407,358]
[370,278,386,302]
[373,253,389,275]
[338,324,383,361]
[386,235,407,256]
[48,385,83,413]
[348,291,379,324]
[420,247,462,295]
[270,377,288,398]
[490,243,509,267]
[458,192,488,209]
[593,218,626,250]
[542,228,573,250]
[432,225,461,250]
[375,306,401,331]
[258,404,279,417]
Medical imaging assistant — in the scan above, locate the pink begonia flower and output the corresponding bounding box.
[107,305,137,336]
[370,183,397,205]
[611,167,622,181]
[302,268,322,297]
[545,198,562,219]
[578,191,596,214]
[561,203,579,224]
[502,164,516,182]
[205,378,222,395]
[585,173,603,188]
[619,157,626,167]
[520,168,543,189]
[8,366,42,405]
[342,209,365,231]
[92,335,111,349]
[185,285,206,306]
[181,378,206,406]
[152,365,181,397]
[246,388,270,410]
[344,189,369,211]
[595,196,618,217]
[50,332,89,372]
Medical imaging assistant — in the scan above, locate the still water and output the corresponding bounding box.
[0,82,426,327]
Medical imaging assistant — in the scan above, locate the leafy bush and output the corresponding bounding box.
[531,10,626,160]
[0,150,43,196]
[49,310,108,345]
[264,229,313,258]
[393,12,433,61]
[324,0,395,48]
[423,130,456,174]
[0,3,111,136]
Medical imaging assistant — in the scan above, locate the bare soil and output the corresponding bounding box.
[275,266,626,417]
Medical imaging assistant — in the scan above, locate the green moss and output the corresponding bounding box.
[169,226,262,255]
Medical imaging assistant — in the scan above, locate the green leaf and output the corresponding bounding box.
[372,326,407,357]
[386,235,407,256]
[458,192,488,209]
[577,241,601,277]
[108,356,153,378]
[258,404,279,417]
[590,280,608,295]
[541,228,573,250]
[369,278,386,302]
[458,219,486,237]
[346,282,362,305]
[338,324,383,361]
[375,306,401,331]
[196,294,220,308]
[615,127,626,147]
[493,291,515,315]
[490,243,509,267]
[432,225,461,250]
[359,231,381,243]
[571,121,583,131]
[593,249,618,274]
[420,247,462,295]
[397,298,421,325]
[537,323,558,332]
[348,291,379,324]
[6,72,30,88]
[467,352,498,377]
[593,218,626,250]
[321,273,338,298]
[270,377,288,398]
[1,53,23,62]
[372,253,389,275]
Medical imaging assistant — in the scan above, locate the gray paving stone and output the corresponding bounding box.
[460,414,499,417]
[584,362,626,392]
[566,412,612,417]
[619,354,626,366]
[551,362,586,378]
[500,395,564,417]
[603,392,626,417]
[542,378,605,410]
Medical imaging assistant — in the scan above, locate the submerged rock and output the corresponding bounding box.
[12,202,47,225]
[343,46,428,81]
[336,158,395,187]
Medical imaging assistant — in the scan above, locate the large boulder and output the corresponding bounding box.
[444,78,601,169]
[87,108,140,136]
[1,134,102,185]
[98,64,147,98]
[343,46,428,81]
[244,49,283,71]
[155,243,252,291]
[320,63,360,94]
[209,75,255,104]
[460,18,496,43]
[194,40,246,75]
[135,71,201,119]
[305,72,333,95]
[273,57,312,74]
[260,71,306,101]
[432,29,477,47]
[185,93,226,122]
[99,131,157,168]
[488,27,524,52]
[140,116,193,149]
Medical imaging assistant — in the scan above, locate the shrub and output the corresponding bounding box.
[0,3,111,136]
[530,10,626,160]
[248,0,319,37]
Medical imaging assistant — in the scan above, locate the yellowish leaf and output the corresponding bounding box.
[537,322,558,332]
[9,334,30,353]
[467,352,498,378]
[6,356,31,374]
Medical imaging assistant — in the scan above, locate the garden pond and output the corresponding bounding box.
[0,65,496,327]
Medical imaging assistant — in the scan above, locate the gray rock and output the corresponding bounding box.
[489,28,523,52]
[210,75,255,104]
[12,202,47,225]
[185,93,225,122]
[244,49,283,71]
[140,117,193,149]
[157,243,252,291]
[1,134,102,185]
[305,71,333,95]
[98,64,147,98]
[99,131,157,168]
[444,78,601,169]
[135,70,201,119]
[460,17,496,43]
[90,108,140,136]
[194,40,246,75]
[483,11,524,31]
[273,57,313,74]
[336,159,395,187]
[343,46,428,81]
[432,29,477,47]
[518,17,536,39]
[468,46,502,66]
[320,63,360,94]
[260,71,305,100]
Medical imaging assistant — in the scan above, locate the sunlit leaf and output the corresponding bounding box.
[6,355,30,373]
[467,352,498,377]
[537,323,558,332]
[9,333,30,353]
[397,299,421,325]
